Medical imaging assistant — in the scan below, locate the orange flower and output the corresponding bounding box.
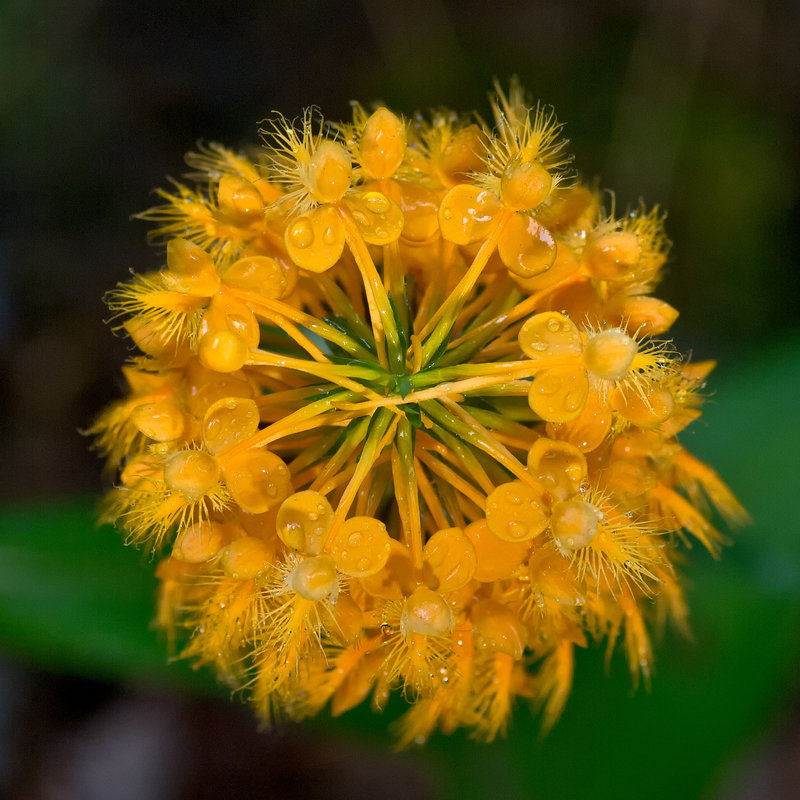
[94,81,744,745]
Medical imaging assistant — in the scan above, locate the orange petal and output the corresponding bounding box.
[528,365,589,423]
[438,184,502,245]
[518,311,582,361]
[497,212,557,278]
[423,527,477,592]
[485,481,548,542]
[284,205,346,272]
[328,516,391,578]
[343,190,404,245]
[463,519,532,582]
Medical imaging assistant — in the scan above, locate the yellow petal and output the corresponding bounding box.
[518,311,582,360]
[528,365,589,422]
[343,190,404,245]
[497,212,557,278]
[284,205,346,272]
[438,184,502,245]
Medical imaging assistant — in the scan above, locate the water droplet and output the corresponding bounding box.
[532,341,548,352]
[348,533,362,546]
[363,193,390,214]
[565,390,584,410]
[289,219,313,248]
[308,512,318,521]
[507,521,528,538]
[442,208,453,220]
[547,318,561,332]
[322,225,337,245]
[539,376,561,394]
[358,557,369,569]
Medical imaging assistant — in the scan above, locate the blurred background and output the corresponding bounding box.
[0,0,798,797]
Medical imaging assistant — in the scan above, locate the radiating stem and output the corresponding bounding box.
[228,287,372,360]
[392,416,423,571]
[418,210,513,367]
[337,206,404,372]
[325,408,398,543]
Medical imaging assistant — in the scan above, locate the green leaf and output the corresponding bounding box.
[0,499,215,691]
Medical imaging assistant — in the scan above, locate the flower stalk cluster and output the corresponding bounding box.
[92,81,745,744]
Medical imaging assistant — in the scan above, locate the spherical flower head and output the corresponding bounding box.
[93,79,744,747]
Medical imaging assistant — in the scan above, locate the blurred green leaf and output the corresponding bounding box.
[0,499,213,691]
[1,339,799,800]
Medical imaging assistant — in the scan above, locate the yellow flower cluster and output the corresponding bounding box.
[92,81,746,744]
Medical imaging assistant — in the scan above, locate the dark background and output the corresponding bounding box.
[1,1,799,798]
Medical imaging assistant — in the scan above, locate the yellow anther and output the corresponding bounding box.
[288,554,339,602]
[500,157,553,211]
[550,499,603,551]
[163,450,220,501]
[583,329,637,380]
[400,587,453,637]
